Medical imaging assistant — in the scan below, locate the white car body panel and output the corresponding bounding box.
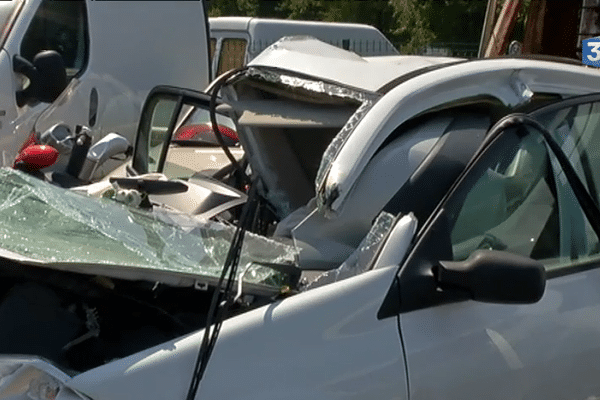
[401,268,600,400]
[0,0,210,167]
[66,214,417,400]
[242,40,600,216]
[69,265,407,400]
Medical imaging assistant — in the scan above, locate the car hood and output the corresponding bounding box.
[0,168,296,290]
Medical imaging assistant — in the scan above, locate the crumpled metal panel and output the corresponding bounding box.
[315,98,376,212]
[245,67,375,102]
[0,168,296,287]
[242,67,379,215]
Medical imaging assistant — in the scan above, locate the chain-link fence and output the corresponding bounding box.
[415,42,480,58]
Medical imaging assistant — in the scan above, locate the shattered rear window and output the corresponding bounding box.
[0,168,296,287]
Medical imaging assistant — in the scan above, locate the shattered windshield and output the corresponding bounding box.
[0,168,296,287]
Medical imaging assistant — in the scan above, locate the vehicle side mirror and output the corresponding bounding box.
[14,50,67,106]
[436,250,546,304]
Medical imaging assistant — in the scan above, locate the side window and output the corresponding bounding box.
[446,127,600,270]
[133,94,237,179]
[217,38,247,77]
[20,0,88,78]
[163,106,237,179]
[536,102,600,209]
[133,96,178,175]
[147,99,178,173]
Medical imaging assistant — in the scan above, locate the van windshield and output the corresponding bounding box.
[0,0,23,49]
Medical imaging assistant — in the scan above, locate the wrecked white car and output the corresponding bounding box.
[4,38,600,400]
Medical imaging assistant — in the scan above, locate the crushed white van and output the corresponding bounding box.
[0,0,211,172]
[209,17,398,78]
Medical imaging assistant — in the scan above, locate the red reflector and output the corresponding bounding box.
[174,124,238,145]
[17,131,38,154]
[13,145,59,170]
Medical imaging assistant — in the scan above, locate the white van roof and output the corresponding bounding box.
[210,16,392,33]
[209,17,399,57]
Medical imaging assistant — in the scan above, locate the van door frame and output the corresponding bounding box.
[210,30,250,79]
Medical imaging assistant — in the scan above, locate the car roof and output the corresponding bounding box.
[231,38,600,216]
[309,57,600,214]
[248,37,463,93]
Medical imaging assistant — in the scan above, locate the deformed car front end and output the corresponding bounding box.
[0,167,299,373]
[0,164,411,400]
[3,37,600,399]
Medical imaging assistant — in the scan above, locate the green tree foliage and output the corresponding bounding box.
[388,0,436,53]
[277,0,325,20]
[389,0,487,53]
[432,0,487,43]
[207,0,259,17]
[208,0,487,55]
[208,0,284,17]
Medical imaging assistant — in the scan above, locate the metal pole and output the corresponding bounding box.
[478,0,498,58]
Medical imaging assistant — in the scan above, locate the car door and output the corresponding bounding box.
[391,102,600,400]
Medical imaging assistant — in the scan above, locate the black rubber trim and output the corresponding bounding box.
[156,96,183,173]
[382,113,490,229]
[546,258,600,279]
[377,59,469,94]
[485,53,583,66]
[531,92,600,117]
[377,54,584,96]
[384,208,470,316]
[72,0,90,80]
[377,275,401,320]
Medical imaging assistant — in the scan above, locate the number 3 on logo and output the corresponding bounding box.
[583,37,600,66]
[588,42,600,62]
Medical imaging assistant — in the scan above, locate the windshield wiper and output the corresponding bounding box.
[109,177,188,195]
[185,180,261,400]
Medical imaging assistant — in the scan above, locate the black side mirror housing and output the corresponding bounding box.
[436,250,546,304]
[14,50,67,106]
